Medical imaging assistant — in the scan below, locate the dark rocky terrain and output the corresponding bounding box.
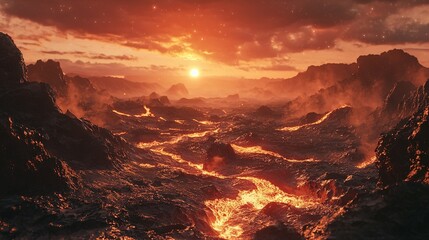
[1,31,429,240]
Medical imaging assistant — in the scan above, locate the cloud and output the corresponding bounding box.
[40,50,138,61]
[1,0,429,63]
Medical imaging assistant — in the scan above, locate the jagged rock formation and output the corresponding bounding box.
[0,32,26,88]
[27,60,113,125]
[376,106,429,186]
[382,81,417,116]
[27,60,67,94]
[0,32,127,195]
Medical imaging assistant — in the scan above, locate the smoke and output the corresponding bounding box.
[56,77,113,126]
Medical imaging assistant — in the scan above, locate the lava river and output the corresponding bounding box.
[136,128,322,239]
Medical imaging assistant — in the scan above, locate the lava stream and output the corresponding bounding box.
[205,176,318,239]
[278,105,349,132]
[356,156,377,169]
[151,147,318,240]
[136,129,219,149]
[112,105,154,118]
[193,119,215,125]
[231,144,318,163]
[151,148,225,178]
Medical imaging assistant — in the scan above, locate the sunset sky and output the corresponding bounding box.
[1,0,429,82]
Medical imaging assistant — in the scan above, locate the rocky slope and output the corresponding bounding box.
[0,32,128,195]
[376,85,429,186]
[316,79,429,239]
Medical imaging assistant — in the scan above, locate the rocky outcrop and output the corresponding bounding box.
[0,32,26,88]
[28,60,113,125]
[376,106,429,186]
[253,106,282,118]
[204,140,236,171]
[382,81,416,116]
[27,59,67,95]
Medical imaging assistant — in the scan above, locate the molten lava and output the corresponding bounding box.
[356,156,377,169]
[232,144,318,163]
[279,105,349,132]
[205,177,318,239]
[136,129,219,149]
[112,105,155,118]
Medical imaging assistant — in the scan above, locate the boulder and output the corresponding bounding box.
[204,141,236,171]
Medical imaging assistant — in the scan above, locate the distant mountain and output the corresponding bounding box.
[283,49,429,116]
[89,76,162,98]
[165,83,189,98]
[267,63,356,99]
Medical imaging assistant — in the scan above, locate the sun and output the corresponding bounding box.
[189,68,200,78]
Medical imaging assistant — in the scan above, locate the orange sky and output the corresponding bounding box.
[1,1,429,82]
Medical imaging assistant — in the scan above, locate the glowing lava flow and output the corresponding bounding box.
[151,148,317,239]
[356,156,377,169]
[151,148,225,178]
[205,177,318,239]
[193,119,215,125]
[112,105,154,118]
[279,105,349,132]
[136,129,219,149]
[231,144,318,163]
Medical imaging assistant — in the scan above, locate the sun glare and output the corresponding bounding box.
[189,68,200,78]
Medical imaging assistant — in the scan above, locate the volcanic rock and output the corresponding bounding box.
[376,106,429,186]
[204,141,236,171]
[176,97,206,106]
[0,32,27,88]
[226,94,239,101]
[253,106,282,118]
[323,183,429,239]
[254,223,303,240]
[382,81,416,115]
[0,116,79,195]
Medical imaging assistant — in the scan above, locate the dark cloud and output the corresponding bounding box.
[41,50,138,61]
[1,0,429,63]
